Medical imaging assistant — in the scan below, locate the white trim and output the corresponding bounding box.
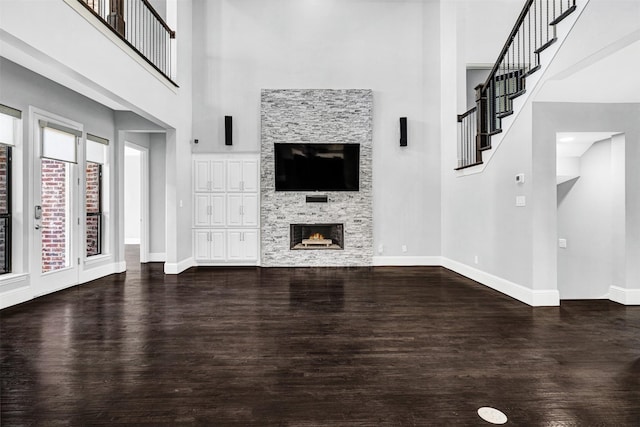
[164,257,194,274]
[0,273,29,288]
[116,261,126,273]
[609,286,640,305]
[194,261,259,267]
[124,142,149,263]
[148,252,166,262]
[125,238,141,245]
[372,256,444,266]
[0,285,32,310]
[30,107,83,295]
[84,253,111,266]
[61,0,177,92]
[441,257,560,307]
[79,261,123,284]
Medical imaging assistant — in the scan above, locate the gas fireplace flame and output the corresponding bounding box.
[309,233,324,240]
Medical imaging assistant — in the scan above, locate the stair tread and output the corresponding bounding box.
[496,110,514,119]
[455,161,484,171]
[508,89,526,100]
[523,64,541,77]
[534,38,557,54]
[550,5,577,26]
[479,129,503,137]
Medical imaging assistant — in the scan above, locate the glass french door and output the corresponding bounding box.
[32,118,81,296]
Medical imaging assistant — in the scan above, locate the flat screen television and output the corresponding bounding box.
[274,143,360,191]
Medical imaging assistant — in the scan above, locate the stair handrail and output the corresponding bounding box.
[456,0,577,170]
[480,0,535,92]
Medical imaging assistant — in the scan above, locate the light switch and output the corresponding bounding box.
[516,196,526,207]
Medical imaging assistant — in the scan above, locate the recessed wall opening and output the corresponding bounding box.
[556,131,624,300]
[290,224,344,250]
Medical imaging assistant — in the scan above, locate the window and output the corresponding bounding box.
[86,134,108,257]
[0,145,11,274]
[86,162,102,256]
[0,105,19,275]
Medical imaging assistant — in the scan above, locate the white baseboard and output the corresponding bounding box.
[0,274,33,310]
[164,257,194,274]
[441,257,560,307]
[116,261,126,273]
[372,256,444,266]
[148,252,166,262]
[0,283,32,310]
[124,238,140,245]
[609,286,640,305]
[80,261,123,284]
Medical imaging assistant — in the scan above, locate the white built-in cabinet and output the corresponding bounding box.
[192,154,260,265]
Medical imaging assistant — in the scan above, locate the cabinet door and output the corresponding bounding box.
[193,159,211,192]
[227,194,243,226]
[194,194,211,227]
[210,230,226,261]
[210,160,226,192]
[241,194,259,226]
[242,159,259,192]
[210,194,226,226]
[227,160,243,192]
[242,230,259,261]
[193,229,211,261]
[227,230,243,260]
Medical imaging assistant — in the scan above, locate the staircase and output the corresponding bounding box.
[456,0,577,170]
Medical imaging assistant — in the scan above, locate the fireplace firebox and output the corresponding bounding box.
[290,224,344,250]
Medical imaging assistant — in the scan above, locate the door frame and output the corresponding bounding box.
[29,107,83,296]
[124,141,149,263]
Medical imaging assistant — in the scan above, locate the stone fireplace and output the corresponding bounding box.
[290,224,344,250]
[261,89,373,267]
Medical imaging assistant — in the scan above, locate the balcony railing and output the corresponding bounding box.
[78,0,177,85]
[456,0,577,170]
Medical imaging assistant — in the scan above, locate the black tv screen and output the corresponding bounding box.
[275,143,360,191]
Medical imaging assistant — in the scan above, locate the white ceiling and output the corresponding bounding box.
[556,132,619,158]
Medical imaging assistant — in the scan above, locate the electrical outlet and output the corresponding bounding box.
[474,255,479,264]
[558,238,567,248]
[378,244,384,254]
[402,245,407,253]
[516,196,526,207]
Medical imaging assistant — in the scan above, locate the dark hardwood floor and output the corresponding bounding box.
[2,255,639,426]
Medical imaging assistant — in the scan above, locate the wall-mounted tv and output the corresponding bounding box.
[274,143,360,191]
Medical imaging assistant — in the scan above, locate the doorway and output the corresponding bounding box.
[124,143,149,265]
[31,111,82,296]
[556,131,625,299]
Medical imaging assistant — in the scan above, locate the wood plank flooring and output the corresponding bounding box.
[2,257,640,425]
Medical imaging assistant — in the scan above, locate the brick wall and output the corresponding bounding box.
[41,159,68,273]
[86,162,101,256]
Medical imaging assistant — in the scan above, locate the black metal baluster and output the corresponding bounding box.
[546,0,550,42]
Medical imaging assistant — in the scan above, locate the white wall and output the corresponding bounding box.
[149,134,167,256]
[462,0,524,66]
[557,137,625,299]
[1,0,194,272]
[121,132,167,256]
[0,57,120,308]
[533,103,640,303]
[192,0,442,259]
[124,146,142,244]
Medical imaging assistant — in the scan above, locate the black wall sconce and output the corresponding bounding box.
[225,115,232,146]
[399,117,407,147]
